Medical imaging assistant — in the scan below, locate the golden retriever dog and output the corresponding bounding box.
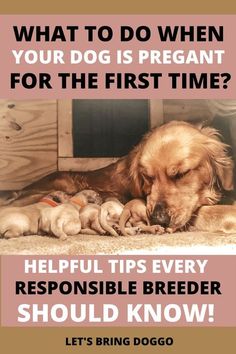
[119,199,165,236]
[4,121,234,232]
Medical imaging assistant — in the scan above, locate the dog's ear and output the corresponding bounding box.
[128,146,144,197]
[188,119,210,130]
[200,126,234,191]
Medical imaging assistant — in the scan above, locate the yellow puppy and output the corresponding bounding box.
[40,190,102,240]
[99,199,124,236]
[119,199,165,236]
[0,191,69,238]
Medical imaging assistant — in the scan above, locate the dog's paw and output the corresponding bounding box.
[165,227,177,234]
[146,225,165,234]
[124,227,139,236]
[153,225,165,234]
[112,224,122,235]
[3,230,21,239]
[59,235,68,241]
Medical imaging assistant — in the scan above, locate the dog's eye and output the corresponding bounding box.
[52,196,61,203]
[142,173,154,182]
[173,170,190,180]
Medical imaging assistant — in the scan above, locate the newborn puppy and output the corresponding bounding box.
[119,199,165,236]
[0,191,69,238]
[79,198,124,236]
[70,189,102,207]
[99,199,124,236]
[80,204,106,235]
[40,189,102,240]
[190,205,236,233]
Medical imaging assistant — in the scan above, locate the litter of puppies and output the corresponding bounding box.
[0,189,166,240]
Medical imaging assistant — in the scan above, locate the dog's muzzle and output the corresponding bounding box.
[150,202,171,227]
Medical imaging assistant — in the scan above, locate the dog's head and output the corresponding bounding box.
[128,121,234,230]
[74,189,103,205]
[47,191,70,203]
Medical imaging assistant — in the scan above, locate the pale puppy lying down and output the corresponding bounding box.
[0,191,69,238]
[79,198,124,236]
[40,190,102,240]
[119,199,165,236]
[79,204,106,235]
[99,198,124,236]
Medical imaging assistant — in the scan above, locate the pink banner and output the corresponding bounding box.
[0,15,235,98]
[1,255,235,327]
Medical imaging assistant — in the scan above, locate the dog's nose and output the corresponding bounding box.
[151,202,170,227]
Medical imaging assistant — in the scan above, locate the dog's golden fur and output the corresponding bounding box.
[5,121,234,231]
[190,205,236,233]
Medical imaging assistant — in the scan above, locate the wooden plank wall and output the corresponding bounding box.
[163,99,215,123]
[58,100,73,158]
[0,100,57,190]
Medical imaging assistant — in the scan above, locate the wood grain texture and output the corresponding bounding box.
[58,157,120,172]
[149,100,164,128]
[163,99,215,123]
[0,100,57,190]
[58,100,73,157]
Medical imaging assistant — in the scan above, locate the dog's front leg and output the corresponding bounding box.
[190,205,236,234]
